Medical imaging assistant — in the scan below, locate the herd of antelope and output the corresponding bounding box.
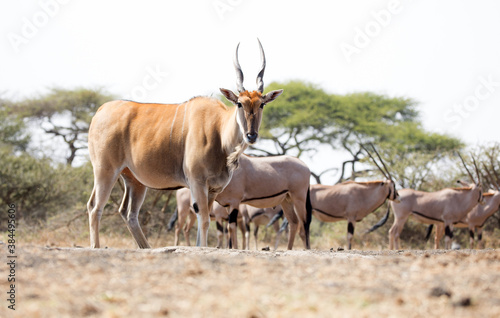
[86,40,499,251]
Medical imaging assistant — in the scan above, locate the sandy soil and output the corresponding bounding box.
[2,245,500,318]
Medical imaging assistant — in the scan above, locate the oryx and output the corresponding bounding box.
[215,154,313,250]
[309,144,399,250]
[87,40,283,248]
[240,204,284,250]
[311,180,399,250]
[427,190,500,249]
[426,166,500,249]
[386,154,483,250]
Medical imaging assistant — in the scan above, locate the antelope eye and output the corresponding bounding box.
[260,103,266,109]
[237,102,242,108]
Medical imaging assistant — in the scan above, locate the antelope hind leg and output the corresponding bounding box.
[88,170,119,248]
[185,212,196,246]
[120,175,151,249]
[281,200,299,250]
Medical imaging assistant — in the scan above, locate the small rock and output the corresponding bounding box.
[451,242,461,250]
[453,297,472,307]
[261,246,270,251]
[337,247,344,251]
[430,286,452,298]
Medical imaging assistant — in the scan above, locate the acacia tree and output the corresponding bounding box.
[249,81,462,184]
[16,88,115,165]
[0,98,87,224]
[0,97,29,152]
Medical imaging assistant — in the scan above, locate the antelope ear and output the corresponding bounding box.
[220,88,239,104]
[262,89,283,104]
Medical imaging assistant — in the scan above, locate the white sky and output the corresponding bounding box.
[2,0,500,182]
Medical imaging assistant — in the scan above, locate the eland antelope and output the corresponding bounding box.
[215,154,313,250]
[87,40,283,248]
[427,189,500,249]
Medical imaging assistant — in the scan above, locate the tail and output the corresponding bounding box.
[305,187,313,248]
[167,208,178,231]
[266,209,283,227]
[279,218,289,234]
[425,224,434,241]
[365,203,391,233]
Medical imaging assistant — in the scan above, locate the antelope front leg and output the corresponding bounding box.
[435,224,445,249]
[444,224,454,249]
[468,228,475,249]
[227,208,239,249]
[215,219,224,248]
[195,212,210,247]
[347,221,355,250]
[190,184,210,247]
[273,222,282,251]
[477,227,484,249]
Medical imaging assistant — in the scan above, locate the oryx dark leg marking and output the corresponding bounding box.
[228,209,238,248]
[469,230,474,239]
[229,209,239,224]
[478,233,483,241]
[348,222,355,235]
[216,221,224,232]
[193,203,199,213]
[347,222,355,250]
[445,225,453,239]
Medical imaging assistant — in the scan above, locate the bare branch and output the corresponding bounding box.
[310,167,338,185]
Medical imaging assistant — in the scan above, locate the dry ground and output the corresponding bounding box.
[2,245,500,318]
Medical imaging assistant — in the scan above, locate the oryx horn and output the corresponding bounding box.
[360,143,389,180]
[369,143,394,182]
[457,152,475,183]
[256,38,266,93]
